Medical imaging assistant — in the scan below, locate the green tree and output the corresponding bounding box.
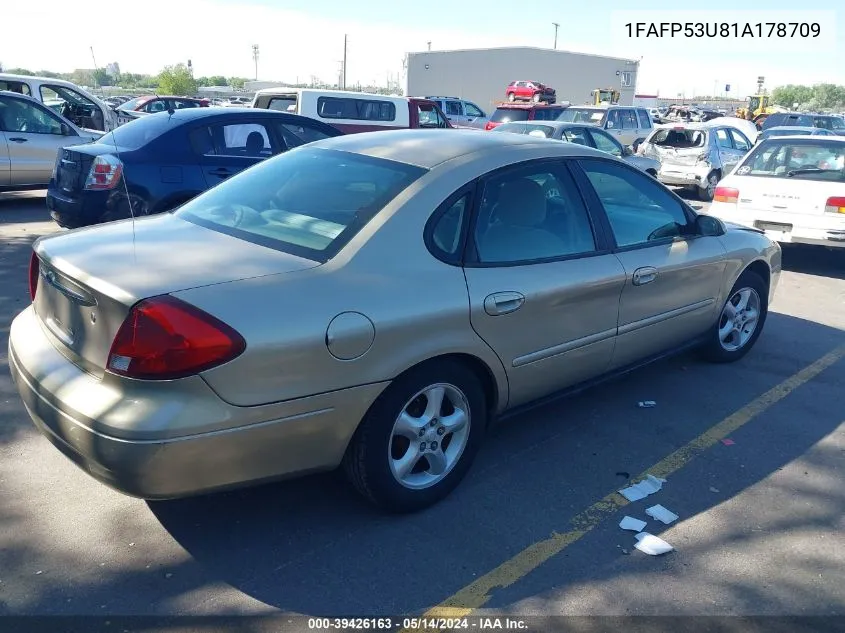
[157,63,197,95]
[208,75,228,86]
[5,67,34,76]
[228,77,246,89]
[92,68,111,86]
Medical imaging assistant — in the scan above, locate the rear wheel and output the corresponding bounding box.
[532,93,542,103]
[698,171,719,201]
[507,93,515,102]
[700,270,768,363]
[343,359,487,513]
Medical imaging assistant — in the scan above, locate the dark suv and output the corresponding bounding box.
[485,103,569,130]
[760,112,815,130]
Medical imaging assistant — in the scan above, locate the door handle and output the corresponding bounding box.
[8,137,27,143]
[632,267,658,286]
[483,291,525,316]
[209,168,232,177]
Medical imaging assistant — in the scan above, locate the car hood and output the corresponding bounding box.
[35,212,322,306]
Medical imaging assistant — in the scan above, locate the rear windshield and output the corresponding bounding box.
[523,124,555,137]
[117,96,152,111]
[491,108,529,123]
[175,148,427,262]
[736,140,845,182]
[96,115,174,149]
[267,96,297,112]
[760,128,814,139]
[649,128,706,148]
[557,108,605,124]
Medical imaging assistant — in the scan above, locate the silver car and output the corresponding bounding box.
[639,122,754,201]
[0,91,100,191]
[424,96,489,129]
[491,121,661,176]
[10,130,781,513]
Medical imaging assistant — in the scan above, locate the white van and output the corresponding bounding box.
[252,88,452,133]
[0,73,118,132]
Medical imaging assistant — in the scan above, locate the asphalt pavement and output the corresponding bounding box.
[1,191,844,621]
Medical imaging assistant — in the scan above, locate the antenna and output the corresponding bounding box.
[106,114,137,255]
[90,46,100,91]
[252,44,260,80]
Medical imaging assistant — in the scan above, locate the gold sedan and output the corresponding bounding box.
[9,129,782,512]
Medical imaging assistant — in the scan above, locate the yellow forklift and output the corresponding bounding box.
[591,88,620,106]
[734,76,785,129]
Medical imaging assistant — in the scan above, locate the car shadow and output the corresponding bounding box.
[0,191,51,225]
[781,244,845,282]
[144,311,845,617]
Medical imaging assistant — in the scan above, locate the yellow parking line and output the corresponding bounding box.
[422,343,845,620]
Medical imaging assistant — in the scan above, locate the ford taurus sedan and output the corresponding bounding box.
[10,130,781,513]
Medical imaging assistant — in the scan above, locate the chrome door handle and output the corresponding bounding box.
[8,137,27,143]
[483,291,525,316]
[632,267,658,286]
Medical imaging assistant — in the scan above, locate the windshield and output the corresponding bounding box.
[118,97,152,111]
[649,128,706,148]
[175,148,427,262]
[736,140,845,182]
[490,108,529,123]
[558,108,605,124]
[96,115,174,149]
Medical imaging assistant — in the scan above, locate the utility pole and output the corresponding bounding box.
[342,34,348,90]
[427,41,431,51]
[252,44,259,81]
[89,46,99,90]
[552,23,559,49]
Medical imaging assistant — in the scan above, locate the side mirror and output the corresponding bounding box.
[622,145,633,156]
[606,121,614,129]
[61,123,75,136]
[695,213,726,236]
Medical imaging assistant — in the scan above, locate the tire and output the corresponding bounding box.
[507,93,515,102]
[342,359,487,513]
[699,270,768,363]
[532,93,542,103]
[698,171,719,201]
[646,169,657,178]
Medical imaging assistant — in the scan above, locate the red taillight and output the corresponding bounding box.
[714,186,739,203]
[28,251,39,301]
[485,122,494,131]
[107,296,246,380]
[84,154,124,190]
[824,196,845,214]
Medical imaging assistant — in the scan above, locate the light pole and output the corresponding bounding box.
[552,22,559,49]
[343,34,347,90]
[252,44,259,81]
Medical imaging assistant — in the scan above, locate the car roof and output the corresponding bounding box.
[494,103,566,110]
[764,126,820,132]
[761,134,845,142]
[134,107,304,121]
[305,128,609,169]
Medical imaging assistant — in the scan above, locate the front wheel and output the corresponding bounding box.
[507,93,515,102]
[700,270,768,363]
[342,359,487,513]
[532,93,542,103]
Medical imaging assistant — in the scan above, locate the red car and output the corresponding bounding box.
[117,96,210,115]
[505,80,556,104]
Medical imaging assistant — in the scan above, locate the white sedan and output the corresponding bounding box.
[706,135,845,248]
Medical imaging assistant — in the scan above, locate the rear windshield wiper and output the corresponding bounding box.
[786,167,841,177]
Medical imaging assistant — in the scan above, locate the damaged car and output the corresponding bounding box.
[639,122,754,201]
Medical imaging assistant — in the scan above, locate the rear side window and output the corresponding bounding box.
[491,108,528,123]
[736,141,845,182]
[272,121,337,148]
[0,80,31,95]
[190,122,274,157]
[175,148,427,262]
[317,97,396,122]
[715,129,732,149]
[532,108,563,121]
[619,110,638,129]
[444,100,462,116]
[267,97,297,112]
[637,109,652,129]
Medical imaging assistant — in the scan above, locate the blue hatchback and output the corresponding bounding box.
[46,107,342,228]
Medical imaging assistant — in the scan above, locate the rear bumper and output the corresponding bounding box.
[707,203,845,248]
[9,306,388,499]
[657,165,711,188]
[46,186,110,228]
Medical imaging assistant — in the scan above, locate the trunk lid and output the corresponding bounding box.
[645,127,708,167]
[735,176,845,216]
[32,213,321,377]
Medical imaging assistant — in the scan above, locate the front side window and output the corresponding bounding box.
[605,110,622,129]
[729,129,751,152]
[272,121,336,148]
[176,148,426,261]
[418,104,447,128]
[445,101,462,116]
[735,141,845,182]
[589,129,623,156]
[143,99,168,113]
[0,97,65,135]
[465,102,484,117]
[715,128,733,149]
[619,109,638,129]
[473,162,597,264]
[580,159,691,247]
